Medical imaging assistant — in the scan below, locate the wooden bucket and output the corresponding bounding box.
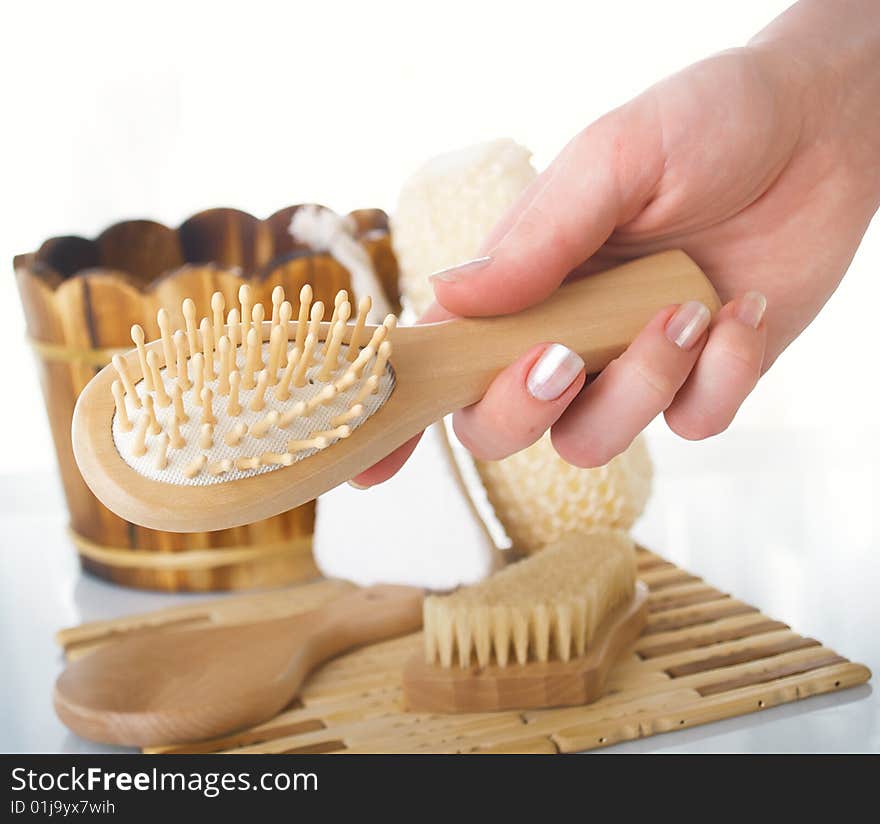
[14,205,400,592]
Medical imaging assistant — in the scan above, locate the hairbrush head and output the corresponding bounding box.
[107,287,396,490]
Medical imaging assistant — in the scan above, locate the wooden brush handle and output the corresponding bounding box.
[418,250,720,400]
[294,584,424,670]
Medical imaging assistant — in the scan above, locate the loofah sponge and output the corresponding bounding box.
[477,432,653,554]
[392,138,537,316]
[392,139,654,554]
[423,529,636,668]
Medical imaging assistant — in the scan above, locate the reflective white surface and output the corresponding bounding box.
[1,418,876,754]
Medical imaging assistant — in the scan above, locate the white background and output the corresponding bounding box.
[0,0,877,752]
[1,0,877,472]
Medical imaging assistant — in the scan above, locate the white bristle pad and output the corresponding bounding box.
[112,341,395,486]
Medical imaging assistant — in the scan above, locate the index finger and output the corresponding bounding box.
[348,300,453,488]
[430,97,665,317]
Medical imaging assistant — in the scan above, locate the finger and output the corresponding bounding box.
[551,300,711,467]
[452,343,586,461]
[475,164,555,253]
[349,433,423,489]
[347,301,456,488]
[430,96,665,317]
[419,301,454,323]
[664,292,767,440]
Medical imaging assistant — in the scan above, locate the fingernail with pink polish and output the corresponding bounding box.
[348,479,369,490]
[665,301,711,350]
[526,344,585,401]
[736,291,767,329]
[429,256,492,284]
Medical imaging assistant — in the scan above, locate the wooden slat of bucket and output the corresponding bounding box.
[95,220,184,287]
[15,267,125,555]
[73,271,194,587]
[177,209,272,273]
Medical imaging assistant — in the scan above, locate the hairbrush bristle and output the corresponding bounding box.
[423,529,637,668]
[110,286,397,484]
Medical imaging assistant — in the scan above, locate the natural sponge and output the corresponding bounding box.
[423,529,636,668]
[392,138,537,316]
[477,432,653,554]
[392,138,653,554]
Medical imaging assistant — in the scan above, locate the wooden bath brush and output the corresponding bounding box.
[72,250,719,533]
[403,529,648,713]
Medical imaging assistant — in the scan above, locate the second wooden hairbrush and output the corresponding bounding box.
[72,250,719,533]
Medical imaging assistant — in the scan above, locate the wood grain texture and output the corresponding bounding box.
[14,206,398,590]
[73,250,721,533]
[55,546,872,753]
[54,584,423,747]
[402,582,648,713]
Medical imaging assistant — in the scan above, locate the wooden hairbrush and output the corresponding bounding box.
[72,250,719,533]
[54,584,423,746]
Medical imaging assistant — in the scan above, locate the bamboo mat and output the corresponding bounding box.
[56,547,871,754]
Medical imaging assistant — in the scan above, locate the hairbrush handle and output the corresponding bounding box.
[406,249,721,407]
[296,584,425,662]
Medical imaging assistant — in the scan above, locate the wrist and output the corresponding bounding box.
[747,1,880,207]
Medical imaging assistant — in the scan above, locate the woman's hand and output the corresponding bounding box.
[353,0,880,487]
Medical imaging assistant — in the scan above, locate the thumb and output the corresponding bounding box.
[430,96,665,317]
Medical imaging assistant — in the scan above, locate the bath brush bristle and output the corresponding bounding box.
[422,529,637,668]
[109,285,398,484]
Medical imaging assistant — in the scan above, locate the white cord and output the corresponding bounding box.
[289,205,391,322]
